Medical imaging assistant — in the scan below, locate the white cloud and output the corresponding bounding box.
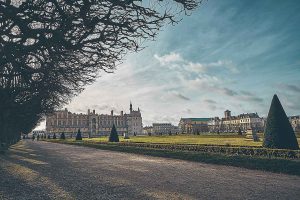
[154,52,238,74]
[154,52,183,65]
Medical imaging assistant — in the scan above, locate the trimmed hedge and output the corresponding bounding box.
[50,140,300,159]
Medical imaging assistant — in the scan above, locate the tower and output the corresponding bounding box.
[224,110,231,119]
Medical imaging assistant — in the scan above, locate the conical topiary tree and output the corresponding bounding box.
[60,132,66,140]
[263,94,299,150]
[238,127,242,135]
[109,124,119,142]
[76,129,82,140]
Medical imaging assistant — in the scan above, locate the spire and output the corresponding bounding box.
[130,101,132,112]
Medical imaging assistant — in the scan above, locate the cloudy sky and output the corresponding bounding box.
[38,0,300,128]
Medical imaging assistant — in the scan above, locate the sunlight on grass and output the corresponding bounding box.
[82,135,263,147]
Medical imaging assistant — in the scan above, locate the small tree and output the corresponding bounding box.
[263,94,299,150]
[109,124,119,142]
[53,133,57,139]
[76,129,82,140]
[238,127,242,135]
[60,132,66,140]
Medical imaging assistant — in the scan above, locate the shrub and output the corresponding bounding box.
[263,94,299,150]
[60,132,66,140]
[76,129,82,140]
[53,133,57,139]
[47,135,51,139]
[238,128,242,135]
[109,124,119,142]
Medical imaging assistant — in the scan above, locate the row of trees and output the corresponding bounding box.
[0,0,200,146]
[35,125,119,142]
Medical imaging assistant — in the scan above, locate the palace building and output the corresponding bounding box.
[46,103,143,137]
[179,118,211,134]
[208,110,265,133]
[289,115,300,132]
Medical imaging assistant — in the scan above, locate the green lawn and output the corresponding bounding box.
[83,134,262,146]
[82,134,300,147]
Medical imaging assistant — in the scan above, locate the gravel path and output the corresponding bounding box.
[0,140,300,200]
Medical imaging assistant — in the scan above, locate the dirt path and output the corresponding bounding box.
[0,140,299,200]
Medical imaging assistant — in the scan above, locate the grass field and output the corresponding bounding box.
[45,134,300,176]
[84,134,262,146]
[82,134,300,147]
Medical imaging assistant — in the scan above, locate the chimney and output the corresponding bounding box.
[111,110,114,116]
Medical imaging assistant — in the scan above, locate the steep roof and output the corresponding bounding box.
[181,118,211,122]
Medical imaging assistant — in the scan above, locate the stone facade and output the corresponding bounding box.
[289,116,300,132]
[208,110,265,133]
[152,123,179,135]
[179,118,211,134]
[46,103,142,137]
[143,126,153,135]
[143,124,179,135]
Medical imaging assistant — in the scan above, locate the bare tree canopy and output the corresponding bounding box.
[0,0,200,145]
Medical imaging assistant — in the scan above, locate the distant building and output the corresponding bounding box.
[289,116,300,132]
[208,110,264,133]
[179,118,211,134]
[46,103,142,137]
[152,123,179,135]
[31,130,45,136]
[143,126,153,135]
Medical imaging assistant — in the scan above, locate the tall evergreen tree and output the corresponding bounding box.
[76,129,82,140]
[263,94,299,150]
[109,124,119,142]
[238,127,242,135]
[60,132,66,140]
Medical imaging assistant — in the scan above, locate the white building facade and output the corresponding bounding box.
[46,103,143,137]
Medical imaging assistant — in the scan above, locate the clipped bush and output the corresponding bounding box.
[238,128,242,135]
[60,132,66,140]
[109,124,119,142]
[77,141,300,159]
[76,129,82,140]
[263,94,299,150]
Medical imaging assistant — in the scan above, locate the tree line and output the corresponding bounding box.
[0,0,200,147]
